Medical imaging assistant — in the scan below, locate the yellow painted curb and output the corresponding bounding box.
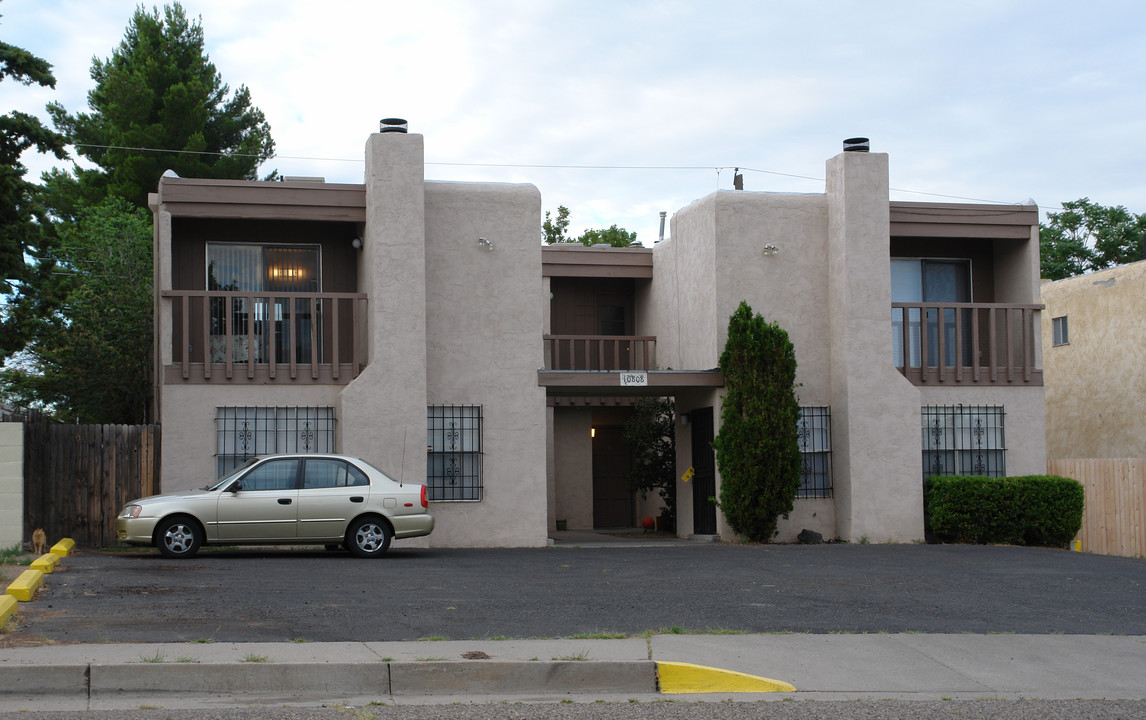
[51,538,76,558]
[657,661,796,694]
[31,553,61,574]
[6,569,44,602]
[0,594,16,628]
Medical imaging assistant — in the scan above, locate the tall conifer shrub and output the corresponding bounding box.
[713,301,801,542]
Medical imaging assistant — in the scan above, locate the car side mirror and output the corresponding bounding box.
[228,481,242,493]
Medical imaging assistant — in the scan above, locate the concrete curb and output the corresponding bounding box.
[0,659,658,703]
[4,634,1145,710]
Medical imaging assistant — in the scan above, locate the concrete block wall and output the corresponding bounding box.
[0,423,24,549]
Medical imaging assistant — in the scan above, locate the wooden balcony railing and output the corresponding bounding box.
[162,290,367,384]
[892,302,1043,386]
[544,335,656,371]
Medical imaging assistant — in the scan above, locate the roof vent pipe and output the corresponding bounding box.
[843,137,870,152]
[380,118,408,133]
[657,211,667,244]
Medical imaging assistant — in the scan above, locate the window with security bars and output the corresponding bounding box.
[427,405,483,501]
[216,406,336,477]
[921,405,1005,480]
[797,406,832,498]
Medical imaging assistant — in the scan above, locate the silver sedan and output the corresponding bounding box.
[116,454,434,558]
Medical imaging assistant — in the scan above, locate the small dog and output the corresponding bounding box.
[31,528,46,556]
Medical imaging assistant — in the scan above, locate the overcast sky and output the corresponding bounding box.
[3,0,1144,244]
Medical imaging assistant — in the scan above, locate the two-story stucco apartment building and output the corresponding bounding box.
[150,129,1046,547]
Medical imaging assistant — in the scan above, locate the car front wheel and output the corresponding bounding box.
[156,516,202,559]
[347,517,392,558]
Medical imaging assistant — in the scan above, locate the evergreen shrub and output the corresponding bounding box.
[923,475,1084,547]
[712,301,801,542]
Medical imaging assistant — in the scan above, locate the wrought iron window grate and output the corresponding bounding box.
[797,406,833,499]
[427,405,483,502]
[216,406,336,477]
[921,405,1005,480]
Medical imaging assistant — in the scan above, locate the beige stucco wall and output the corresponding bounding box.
[0,423,23,549]
[1042,261,1146,459]
[656,154,926,544]
[159,385,343,492]
[918,385,1047,476]
[653,195,720,371]
[776,499,836,541]
[711,191,831,400]
[824,151,924,543]
[553,408,593,530]
[422,181,548,547]
[339,132,429,486]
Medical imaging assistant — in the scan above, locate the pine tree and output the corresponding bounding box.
[45,2,275,212]
[0,33,68,357]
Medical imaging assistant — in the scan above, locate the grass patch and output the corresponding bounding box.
[290,637,309,643]
[176,657,198,663]
[416,657,447,662]
[553,650,591,661]
[241,654,270,663]
[568,631,626,640]
[418,636,449,642]
[0,544,30,563]
[139,650,166,663]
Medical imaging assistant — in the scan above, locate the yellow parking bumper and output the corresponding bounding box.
[6,569,44,602]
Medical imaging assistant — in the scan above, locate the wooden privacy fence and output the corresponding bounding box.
[23,420,161,548]
[1048,458,1146,559]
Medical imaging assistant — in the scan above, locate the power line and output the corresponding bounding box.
[70,142,1050,209]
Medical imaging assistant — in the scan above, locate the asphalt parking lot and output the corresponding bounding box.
[6,542,1146,644]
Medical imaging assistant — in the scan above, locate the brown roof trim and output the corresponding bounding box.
[542,245,653,278]
[890,201,1037,240]
[538,369,723,395]
[158,177,366,222]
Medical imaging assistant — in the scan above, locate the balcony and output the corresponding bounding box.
[892,302,1042,386]
[162,290,367,384]
[543,335,656,371]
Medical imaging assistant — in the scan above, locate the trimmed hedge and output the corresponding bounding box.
[923,475,1084,547]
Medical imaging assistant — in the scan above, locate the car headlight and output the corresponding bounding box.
[120,505,142,519]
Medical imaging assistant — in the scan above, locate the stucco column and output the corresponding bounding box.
[338,133,428,480]
[826,151,923,542]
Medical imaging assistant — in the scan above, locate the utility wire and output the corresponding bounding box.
[70,142,1047,209]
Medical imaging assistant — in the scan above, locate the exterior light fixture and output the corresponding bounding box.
[762,243,779,256]
[477,237,494,251]
[590,427,596,438]
[351,237,362,250]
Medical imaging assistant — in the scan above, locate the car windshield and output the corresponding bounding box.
[205,457,261,491]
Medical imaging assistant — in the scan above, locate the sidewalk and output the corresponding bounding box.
[2,633,1145,711]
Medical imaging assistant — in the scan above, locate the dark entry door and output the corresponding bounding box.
[691,407,717,535]
[593,426,633,527]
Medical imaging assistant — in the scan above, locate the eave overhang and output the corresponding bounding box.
[538,369,724,396]
[157,177,367,222]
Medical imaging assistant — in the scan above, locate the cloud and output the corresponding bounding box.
[1,0,1144,229]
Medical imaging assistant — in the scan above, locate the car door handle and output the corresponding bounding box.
[278,498,293,505]
[350,496,364,503]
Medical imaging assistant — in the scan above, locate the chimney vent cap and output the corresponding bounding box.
[380,118,408,133]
